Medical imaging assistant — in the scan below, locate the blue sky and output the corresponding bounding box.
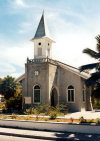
[0,0,100,78]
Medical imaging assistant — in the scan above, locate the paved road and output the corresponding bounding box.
[0,127,100,141]
[0,135,50,141]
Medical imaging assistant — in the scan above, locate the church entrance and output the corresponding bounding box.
[51,88,58,107]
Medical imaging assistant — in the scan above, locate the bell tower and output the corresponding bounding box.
[31,12,55,59]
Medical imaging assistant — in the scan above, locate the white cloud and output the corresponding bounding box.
[52,33,97,67]
[11,72,23,78]
[15,0,26,7]
[46,12,98,67]
[0,42,33,67]
[0,62,16,73]
[1,5,100,78]
[0,41,33,77]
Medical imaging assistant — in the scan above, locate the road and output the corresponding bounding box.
[0,135,50,141]
[0,127,100,141]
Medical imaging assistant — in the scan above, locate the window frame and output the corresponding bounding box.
[82,88,86,102]
[38,48,42,56]
[67,86,75,103]
[33,85,41,104]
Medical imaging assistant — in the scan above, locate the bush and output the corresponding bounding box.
[95,118,100,124]
[25,108,33,115]
[58,104,68,115]
[93,98,100,109]
[48,106,60,120]
[24,104,67,120]
[79,116,86,123]
[11,113,17,119]
[5,94,22,113]
[49,110,58,119]
[25,105,45,120]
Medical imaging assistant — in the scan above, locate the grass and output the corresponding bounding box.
[0,114,99,124]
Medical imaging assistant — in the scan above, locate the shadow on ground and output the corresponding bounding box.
[55,132,100,141]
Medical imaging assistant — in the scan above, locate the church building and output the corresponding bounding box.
[17,12,92,112]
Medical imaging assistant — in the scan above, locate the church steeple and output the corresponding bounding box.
[32,11,50,40]
[31,12,55,59]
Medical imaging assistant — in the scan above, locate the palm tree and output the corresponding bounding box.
[79,35,100,85]
[0,76,19,100]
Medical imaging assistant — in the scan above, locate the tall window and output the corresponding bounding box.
[38,48,42,56]
[83,88,86,102]
[34,85,40,103]
[67,85,75,102]
[47,49,50,57]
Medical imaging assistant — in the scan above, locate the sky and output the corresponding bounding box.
[0,0,100,78]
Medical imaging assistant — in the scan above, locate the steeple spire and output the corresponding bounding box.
[31,12,55,59]
[32,11,50,40]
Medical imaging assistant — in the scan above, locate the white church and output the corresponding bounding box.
[17,12,92,112]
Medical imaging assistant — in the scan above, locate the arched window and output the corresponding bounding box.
[33,85,40,103]
[67,85,75,102]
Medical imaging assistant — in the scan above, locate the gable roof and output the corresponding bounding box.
[16,74,25,82]
[55,60,90,79]
[16,58,90,82]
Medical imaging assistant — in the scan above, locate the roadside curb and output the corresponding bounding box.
[0,119,100,134]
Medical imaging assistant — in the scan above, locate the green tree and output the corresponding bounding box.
[0,76,22,112]
[6,94,22,111]
[0,76,20,100]
[79,35,100,85]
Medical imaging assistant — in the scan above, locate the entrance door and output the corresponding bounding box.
[51,88,58,106]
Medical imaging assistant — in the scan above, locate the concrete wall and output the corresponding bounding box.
[25,62,49,105]
[22,61,92,111]
[55,66,87,111]
[0,119,100,134]
[48,63,57,105]
[34,38,52,59]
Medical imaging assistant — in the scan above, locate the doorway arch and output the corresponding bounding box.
[51,88,58,106]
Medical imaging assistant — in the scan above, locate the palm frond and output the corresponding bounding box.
[91,72,100,78]
[85,72,100,85]
[95,35,100,53]
[79,63,99,72]
[85,77,96,85]
[83,48,100,59]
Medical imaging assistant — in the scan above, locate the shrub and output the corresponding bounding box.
[49,110,58,119]
[11,113,17,119]
[25,105,45,120]
[70,117,74,122]
[79,116,86,123]
[5,94,22,113]
[95,118,100,124]
[24,104,67,120]
[48,106,61,119]
[88,119,94,123]
[25,108,33,115]
[59,104,68,113]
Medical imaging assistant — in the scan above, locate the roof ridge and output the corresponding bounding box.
[47,58,89,79]
[48,58,79,70]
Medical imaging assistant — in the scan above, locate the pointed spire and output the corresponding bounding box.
[32,12,50,40]
[42,10,44,16]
